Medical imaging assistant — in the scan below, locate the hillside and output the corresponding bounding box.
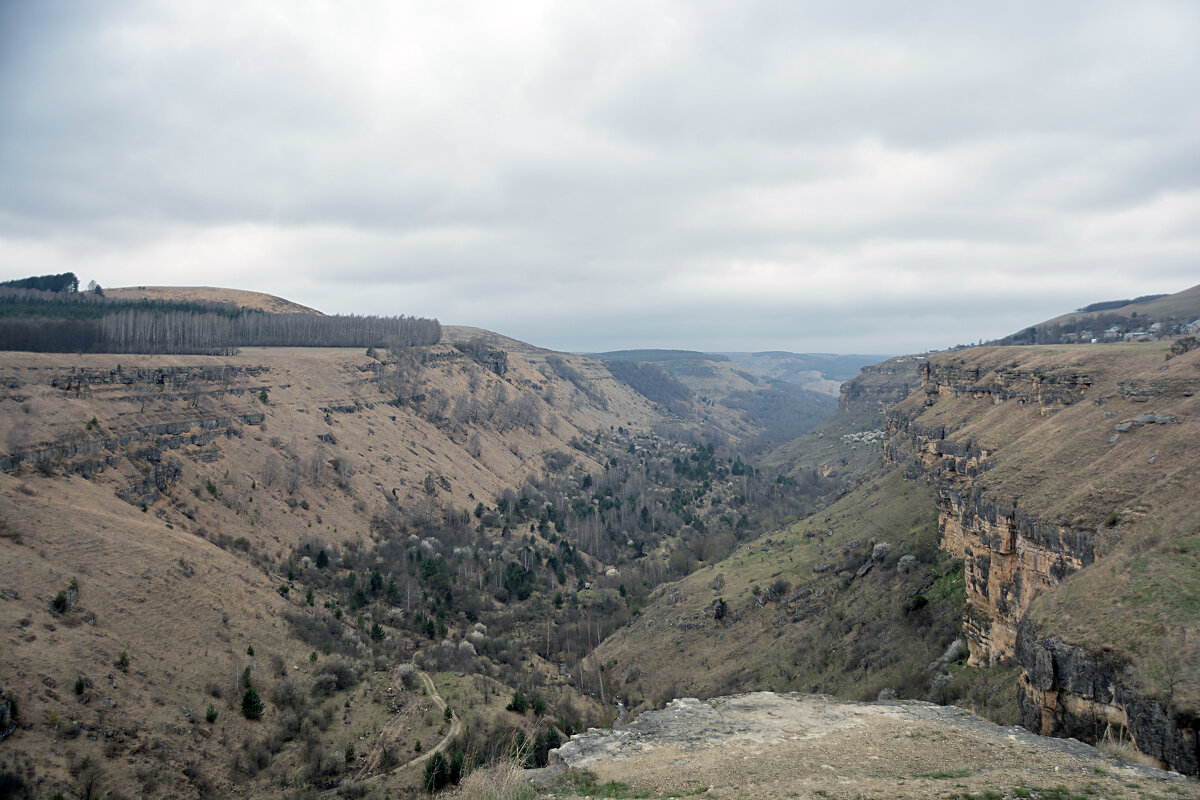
[718,350,891,396]
[599,340,1200,775]
[589,350,839,452]
[103,286,323,315]
[994,282,1200,345]
[0,307,849,797]
[887,342,1200,773]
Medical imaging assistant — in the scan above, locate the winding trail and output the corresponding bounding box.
[349,667,462,785]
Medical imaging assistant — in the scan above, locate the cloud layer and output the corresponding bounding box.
[2,1,1198,353]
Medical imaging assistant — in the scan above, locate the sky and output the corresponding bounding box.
[1,1,1198,355]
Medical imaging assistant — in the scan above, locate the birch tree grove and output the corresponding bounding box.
[0,299,440,354]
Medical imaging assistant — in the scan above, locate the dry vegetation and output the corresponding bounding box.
[0,328,841,797]
[890,343,1200,712]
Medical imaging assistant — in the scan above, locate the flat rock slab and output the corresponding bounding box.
[546,692,1197,799]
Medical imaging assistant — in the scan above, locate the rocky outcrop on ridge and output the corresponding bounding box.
[543,692,1191,799]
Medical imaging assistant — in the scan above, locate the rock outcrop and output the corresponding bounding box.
[1017,620,1200,775]
[884,349,1200,774]
[886,360,1099,666]
[544,692,1186,799]
[838,356,923,412]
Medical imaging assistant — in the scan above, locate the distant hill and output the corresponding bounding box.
[717,351,892,394]
[588,349,730,363]
[105,285,323,314]
[590,349,838,450]
[993,282,1200,345]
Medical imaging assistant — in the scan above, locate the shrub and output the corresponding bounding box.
[714,598,728,620]
[74,676,86,696]
[506,689,528,714]
[51,592,70,614]
[205,704,218,723]
[423,751,450,792]
[271,678,306,712]
[116,651,130,672]
[241,688,264,720]
[246,645,254,657]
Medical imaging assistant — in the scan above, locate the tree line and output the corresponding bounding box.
[0,288,440,353]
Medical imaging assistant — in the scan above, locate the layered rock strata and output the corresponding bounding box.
[1017,620,1200,775]
[886,361,1097,666]
[884,353,1200,774]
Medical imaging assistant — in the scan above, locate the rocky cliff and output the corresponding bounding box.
[884,344,1200,774]
[838,355,924,412]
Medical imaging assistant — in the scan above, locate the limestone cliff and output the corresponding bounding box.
[838,355,924,413]
[883,345,1200,773]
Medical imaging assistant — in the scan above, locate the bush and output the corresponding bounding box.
[532,727,562,767]
[424,751,450,791]
[714,598,728,620]
[241,688,264,720]
[506,689,528,714]
[51,592,70,614]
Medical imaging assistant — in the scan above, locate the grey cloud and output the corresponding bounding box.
[1,1,1197,355]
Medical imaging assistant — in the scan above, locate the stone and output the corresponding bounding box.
[1114,422,1133,432]
[855,562,873,578]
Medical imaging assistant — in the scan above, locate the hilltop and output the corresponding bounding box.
[994,281,1200,345]
[103,286,323,315]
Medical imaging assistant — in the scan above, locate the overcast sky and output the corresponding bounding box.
[1,2,1198,354]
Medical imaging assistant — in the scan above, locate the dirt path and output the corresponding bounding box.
[348,668,462,787]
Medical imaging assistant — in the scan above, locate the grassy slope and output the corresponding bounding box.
[0,345,664,798]
[0,329,842,797]
[594,466,1017,718]
[896,343,1200,712]
[104,286,322,315]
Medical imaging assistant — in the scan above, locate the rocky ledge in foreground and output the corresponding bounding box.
[542,692,1196,799]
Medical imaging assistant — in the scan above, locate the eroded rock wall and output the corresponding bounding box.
[885,352,1200,774]
[1017,620,1200,775]
[886,360,1097,665]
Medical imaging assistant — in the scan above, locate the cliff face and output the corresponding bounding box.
[884,346,1200,774]
[838,356,923,413]
[886,359,1098,666]
[1017,619,1200,776]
